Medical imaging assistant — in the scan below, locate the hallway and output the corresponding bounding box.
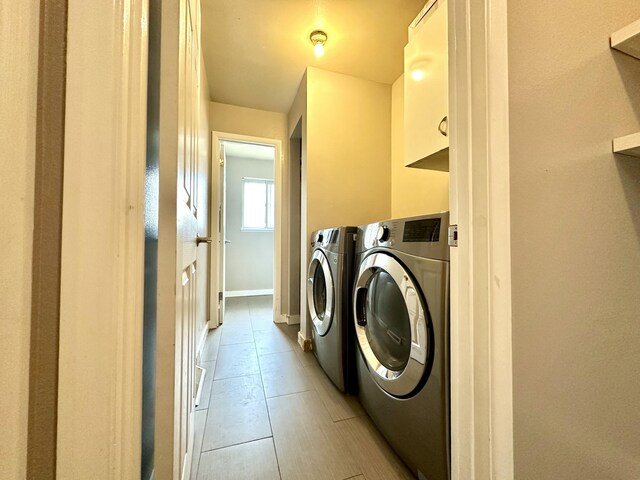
[190,296,414,480]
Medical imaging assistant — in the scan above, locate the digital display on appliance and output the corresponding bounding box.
[403,219,441,242]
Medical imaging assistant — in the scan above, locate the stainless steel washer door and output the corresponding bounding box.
[307,249,334,336]
[353,252,430,397]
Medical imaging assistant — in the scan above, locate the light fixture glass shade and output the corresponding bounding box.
[310,30,327,57]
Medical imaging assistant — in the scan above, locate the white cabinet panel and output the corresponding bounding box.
[404,0,448,170]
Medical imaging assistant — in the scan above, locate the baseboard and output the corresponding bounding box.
[278,313,300,325]
[225,289,273,298]
[297,331,313,351]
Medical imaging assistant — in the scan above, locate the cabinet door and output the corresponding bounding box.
[404,0,448,169]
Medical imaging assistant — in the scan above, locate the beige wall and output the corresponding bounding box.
[0,1,39,478]
[209,101,288,314]
[391,74,448,217]
[287,74,308,324]
[289,67,392,337]
[306,67,392,233]
[210,101,288,144]
[508,2,640,478]
[196,51,211,349]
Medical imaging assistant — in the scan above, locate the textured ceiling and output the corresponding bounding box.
[201,0,425,113]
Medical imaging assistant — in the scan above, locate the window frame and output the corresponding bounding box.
[241,176,275,232]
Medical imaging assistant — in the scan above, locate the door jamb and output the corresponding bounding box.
[56,0,148,477]
[448,0,514,478]
[209,131,283,324]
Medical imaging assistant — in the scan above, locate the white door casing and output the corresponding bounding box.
[218,141,227,325]
[209,132,283,326]
[57,0,148,478]
[448,0,514,478]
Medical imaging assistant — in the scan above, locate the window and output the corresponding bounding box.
[242,178,274,231]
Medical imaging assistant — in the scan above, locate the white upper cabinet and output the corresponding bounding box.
[404,0,448,170]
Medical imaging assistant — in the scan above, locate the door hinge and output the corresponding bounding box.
[448,225,458,247]
[218,291,223,303]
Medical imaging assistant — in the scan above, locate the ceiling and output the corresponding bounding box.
[223,141,275,161]
[201,0,425,113]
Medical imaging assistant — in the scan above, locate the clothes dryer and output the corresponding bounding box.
[353,212,450,480]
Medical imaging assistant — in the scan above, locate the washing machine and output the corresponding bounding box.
[353,212,450,480]
[307,226,357,393]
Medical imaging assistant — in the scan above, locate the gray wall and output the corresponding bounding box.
[225,155,274,293]
[508,1,640,478]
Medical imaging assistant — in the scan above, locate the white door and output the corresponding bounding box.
[176,1,199,478]
[156,0,204,478]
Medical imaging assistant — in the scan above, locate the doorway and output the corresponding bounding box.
[286,120,303,326]
[210,133,283,327]
[221,139,276,314]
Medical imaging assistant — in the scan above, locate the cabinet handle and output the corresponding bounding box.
[438,116,448,137]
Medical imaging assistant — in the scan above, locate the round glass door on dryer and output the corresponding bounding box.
[307,248,335,336]
[353,252,432,398]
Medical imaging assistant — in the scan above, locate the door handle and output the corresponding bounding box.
[196,236,213,246]
[438,116,448,137]
[224,240,231,244]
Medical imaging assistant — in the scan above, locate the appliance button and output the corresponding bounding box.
[376,225,390,242]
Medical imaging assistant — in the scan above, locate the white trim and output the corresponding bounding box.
[240,177,275,231]
[286,314,301,325]
[196,321,209,361]
[57,0,148,478]
[210,131,283,326]
[225,289,274,298]
[193,365,207,407]
[278,313,300,325]
[448,0,514,478]
[297,331,312,352]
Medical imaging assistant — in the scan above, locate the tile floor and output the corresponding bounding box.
[191,295,414,480]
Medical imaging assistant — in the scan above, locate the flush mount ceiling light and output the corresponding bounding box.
[310,30,327,57]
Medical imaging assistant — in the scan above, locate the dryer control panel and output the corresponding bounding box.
[356,212,450,261]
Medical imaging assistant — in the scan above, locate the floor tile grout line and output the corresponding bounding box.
[199,434,275,455]
[263,386,316,401]
[193,333,220,480]
[196,316,255,479]
[252,299,284,479]
[197,304,268,475]
[210,371,264,383]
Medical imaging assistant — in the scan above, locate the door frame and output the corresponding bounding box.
[210,131,283,324]
[56,0,148,478]
[448,0,514,478]
[55,0,514,476]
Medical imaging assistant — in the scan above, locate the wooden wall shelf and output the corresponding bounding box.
[610,18,640,60]
[613,132,640,158]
